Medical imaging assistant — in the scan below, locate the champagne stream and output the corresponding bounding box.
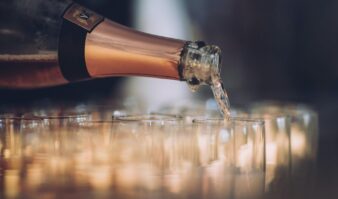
[210,67,231,118]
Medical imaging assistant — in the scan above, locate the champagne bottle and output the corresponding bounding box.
[0,0,222,91]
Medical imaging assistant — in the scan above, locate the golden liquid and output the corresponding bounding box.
[209,65,231,118]
[210,78,231,118]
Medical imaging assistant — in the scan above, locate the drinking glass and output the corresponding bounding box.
[0,115,44,199]
[250,101,319,194]
[57,121,115,194]
[112,114,183,198]
[193,118,265,199]
[234,113,291,192]
[250,102,318,170]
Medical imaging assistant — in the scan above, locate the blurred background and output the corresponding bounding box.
[0,0,338,197]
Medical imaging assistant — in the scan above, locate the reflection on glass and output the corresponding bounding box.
[250,102,318,186]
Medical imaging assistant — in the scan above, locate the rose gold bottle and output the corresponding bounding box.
[0,2,222,91]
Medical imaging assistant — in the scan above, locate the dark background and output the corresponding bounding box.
[1,0,338,198]
[185,2,338,196]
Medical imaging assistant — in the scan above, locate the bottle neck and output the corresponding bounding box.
[179,41,222,91]
[85,20,186,80]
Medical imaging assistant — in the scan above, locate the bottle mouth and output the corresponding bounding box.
[180,41,222,92]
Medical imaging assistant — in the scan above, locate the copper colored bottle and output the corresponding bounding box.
[0,1,222,91]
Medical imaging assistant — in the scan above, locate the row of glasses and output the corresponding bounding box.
[153,101,318,195]
[111,114,266,199]
[0,102,318,199]
[0,112,98,199]
[155,105,289,190]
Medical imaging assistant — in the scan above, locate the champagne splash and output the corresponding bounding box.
[181,42,231,119]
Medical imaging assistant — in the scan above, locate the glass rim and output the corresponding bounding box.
[33,113,90,120]
[192,117,264,126]
[250,101,317,117]
[149,111,216,121]
[0,113,42,121]
[148,112,184,119]
[113,114,182,123]
[245,113,291,121]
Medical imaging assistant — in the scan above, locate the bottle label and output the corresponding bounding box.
[63,3,104,32]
